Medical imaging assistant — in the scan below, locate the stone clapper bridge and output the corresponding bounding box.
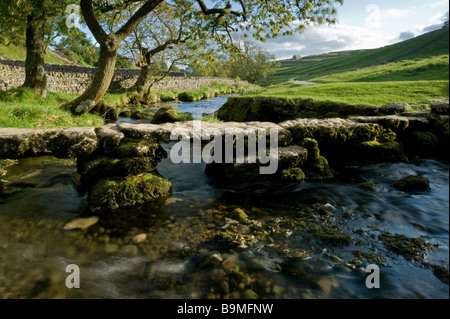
[0,113,447,214]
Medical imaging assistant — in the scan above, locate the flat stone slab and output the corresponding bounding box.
[0,127,97,159]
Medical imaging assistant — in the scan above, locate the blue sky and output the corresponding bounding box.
[262,0,449,59]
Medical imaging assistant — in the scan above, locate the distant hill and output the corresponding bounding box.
[0,43,78,65]
[263,27,449,85]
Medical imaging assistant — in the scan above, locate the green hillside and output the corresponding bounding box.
[0,43,77,65]
[264,27,449,85]
[311,54,449,83]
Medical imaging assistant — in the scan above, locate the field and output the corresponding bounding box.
[252,28,449,105]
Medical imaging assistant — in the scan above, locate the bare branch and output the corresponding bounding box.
[195,0,243,17]
[116,0,164,41]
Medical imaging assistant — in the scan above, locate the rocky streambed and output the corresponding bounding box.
[0,97,448,299]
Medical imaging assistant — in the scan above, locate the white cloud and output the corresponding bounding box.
[263,23,394,60]
[429,1,448,8]
[429,12,444,24]
[384,9,413,18]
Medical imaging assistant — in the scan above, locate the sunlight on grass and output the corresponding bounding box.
[243,81,449,106]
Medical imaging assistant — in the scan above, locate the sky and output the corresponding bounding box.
[261,0,450,60]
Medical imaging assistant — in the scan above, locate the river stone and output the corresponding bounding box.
[88,173,172,212]
[392,175,430,191]
[430,102,449,115]
[130,109,156,120]
[242,289,258,299]
[151,106,182,124]
[63,216,99,230]
[132,233,147,244]
[380,103,410,115]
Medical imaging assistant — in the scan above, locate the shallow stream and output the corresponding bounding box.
[0,97,448,299]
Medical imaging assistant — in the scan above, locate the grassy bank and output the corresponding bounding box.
[0,81,259,129]
[242,80,449,106]
[0,88,104,128]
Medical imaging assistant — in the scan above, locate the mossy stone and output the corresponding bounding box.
[150,106,182,124]
[356,181,376,191]
[279,167,306,182]
[116,139,164,158]
[88,173,172,212]
[230,208,248,221]
[310,225,352,246]
[130,109,156,120]
[402,131,438,157]
[302,138,333,180]
[392,175,430,192]
[379,232,432,261]
[356,139,407,165]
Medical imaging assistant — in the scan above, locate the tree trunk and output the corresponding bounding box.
[134,64,152,93]
[22,12,47,97]
[60,38,119,115]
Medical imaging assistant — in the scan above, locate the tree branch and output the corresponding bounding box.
[116,0,164,41]
[80,0,107,44]
[195,0,243,17]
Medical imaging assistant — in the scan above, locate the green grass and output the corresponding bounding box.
[0,88,104,128]
[263,28,449,85]
[311,55,449,83]
[242,81,449,106]
[0,43,76,65]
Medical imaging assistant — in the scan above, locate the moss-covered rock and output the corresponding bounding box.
[430,116,449,156]
[379,103,411,115]
[0,159,17,176]
[89,100,118,123]
[355,139,407,165]
[279,167,306,182]
[178,91,204,102]
[426,263,449,284]
[301,138,333,180]
[130,109,156,120]
[356,181,376,191]
[230,208,249,221]
[282,249,310,261]
[402,131,438,157]
[115,139,166,159]
[392,175,430,192]
[310,225,352,246]
[352,250,386,264]
[75,156,158,192]
[127,92,159,107]
[88,173,172,212]
[150,106,182,124]
[379,232,434,261]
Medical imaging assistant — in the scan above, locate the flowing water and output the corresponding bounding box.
[0,97,448,299]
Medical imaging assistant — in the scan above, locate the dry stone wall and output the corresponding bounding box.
[0,59,241,93]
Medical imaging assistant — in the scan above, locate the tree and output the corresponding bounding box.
[118,2,196,92]
[56,28,99,66]
[61,0,344,115]
[0,0,71,96]
[227,38,280,83]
